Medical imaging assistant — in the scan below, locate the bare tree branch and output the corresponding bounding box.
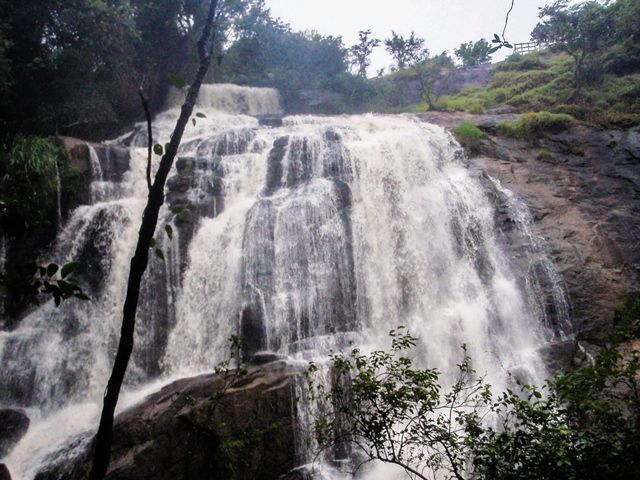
[88,1,219,478]
[138,86,153,191]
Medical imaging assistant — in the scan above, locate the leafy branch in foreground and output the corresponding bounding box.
[308,328,489,480]
[307,323,640,480]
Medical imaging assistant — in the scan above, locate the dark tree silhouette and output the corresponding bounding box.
[88,1,219,478]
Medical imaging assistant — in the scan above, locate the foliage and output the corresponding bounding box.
[412,52,455,109]
[435,0,640,126]
[437,90,488,114]
[220,16,351,112]
[0,136,89,311]
[499,111,576,140]
[494,52,547,72]
[309,329,486,480]
[0,0,345,136]
[439,49,640,127]
[532,0,612,96]
[0,136,60,234]
[384,31,426,70]
[0,0,139,138]
[454,122,485,155]
[348,29,380,78]
[308,327,640,480]
[454,39,493,67]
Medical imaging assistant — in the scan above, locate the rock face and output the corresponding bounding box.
[0,409,30,458]
[0,464,12,480]
[36,361,304,480]
[422,112,640,342]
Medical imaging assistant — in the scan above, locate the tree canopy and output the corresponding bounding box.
[454,39,493,67]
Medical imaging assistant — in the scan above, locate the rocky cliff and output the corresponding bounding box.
[35,360,304,480]
[420,111,640,351]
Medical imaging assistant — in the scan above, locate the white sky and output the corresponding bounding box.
[264,0,551,74]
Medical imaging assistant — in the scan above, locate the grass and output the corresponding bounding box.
[454,121,485,154]
[499,111,576,140]
[433,51,640,128]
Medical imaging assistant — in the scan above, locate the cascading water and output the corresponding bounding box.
[0,84,570,479]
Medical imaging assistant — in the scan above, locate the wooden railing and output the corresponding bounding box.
[513,42,540,54]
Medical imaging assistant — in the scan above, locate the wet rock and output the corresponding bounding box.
[57,137,93,217]
[35,362,303,480]
[240,300,268,357]
[94,145,130,182]
[0,464,12,480]
[421,112,640,342]
[258,115,284,128]
[248,351,288,366]
[0,409,30,458]
[537,340,577,372]
[265,136,289,194]
[278,466,315,480]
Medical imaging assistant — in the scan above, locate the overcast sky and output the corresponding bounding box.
[264,0,551,74]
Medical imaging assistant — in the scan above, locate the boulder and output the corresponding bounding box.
[36,361,305,480]
[0,409,30,458]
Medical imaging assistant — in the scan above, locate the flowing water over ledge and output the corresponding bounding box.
[0,84,570,479]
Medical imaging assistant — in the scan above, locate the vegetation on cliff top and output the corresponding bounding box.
[436,0,640,128]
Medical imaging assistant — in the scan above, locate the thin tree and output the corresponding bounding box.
[532,0,611,99]
[384,30,425,70]
[88,1,219,478]
[349,29,380,77]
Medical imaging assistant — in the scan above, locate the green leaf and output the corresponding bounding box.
[61,262,79,279]
[46,263,59,278]
[153,144,164,156]
[150,237,157,248]
[192,118,196,127]
[155,248,165,261]
[165,224,174,240]
[195,112,207,118]
[75,293,91,301]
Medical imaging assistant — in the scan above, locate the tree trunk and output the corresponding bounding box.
[88,1,219,479]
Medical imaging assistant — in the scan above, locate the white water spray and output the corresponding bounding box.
[0,85,568,479]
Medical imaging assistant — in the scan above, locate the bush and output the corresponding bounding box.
[309,326,640,480]
[455,122,485,154]
[499,111,577,140]
[495,52,548,72]
[1,136,61,232]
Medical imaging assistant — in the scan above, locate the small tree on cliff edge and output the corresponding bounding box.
[384,30,425,70]
[88,1,219,478]
[532,0,611,99]
[454,39,493,67]
[349,29,380,77]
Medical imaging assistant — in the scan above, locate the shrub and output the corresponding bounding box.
[495,52,548,72]
[438,96,485,113]
[455,122,485,154]
[499,111,577,140]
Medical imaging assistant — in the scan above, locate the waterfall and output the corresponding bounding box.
[0,85,569,479]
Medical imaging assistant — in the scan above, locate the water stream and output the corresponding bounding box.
[0,84,569,479]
